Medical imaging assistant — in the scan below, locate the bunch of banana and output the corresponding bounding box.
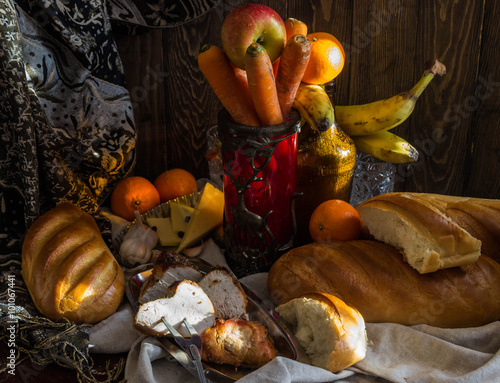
[335,59,446,136]
[292,59,446,163]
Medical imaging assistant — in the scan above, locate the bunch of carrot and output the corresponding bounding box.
[198,18,310,127]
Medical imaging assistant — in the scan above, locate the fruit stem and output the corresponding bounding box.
[409,60,446,98]
[425,59,446,77]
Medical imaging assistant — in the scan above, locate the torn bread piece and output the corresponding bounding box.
[201,318,277,368]
[356,193,482,273]
[276,292,366,373]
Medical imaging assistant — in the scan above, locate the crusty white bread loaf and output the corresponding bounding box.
[276,292,367,373]
[21,202,125,324]
[356,193,482,273]
[198,266,248,319]
[402,193,500,264]
[138,252,203,304]
[134,280,216,337]
[267,240,500,328]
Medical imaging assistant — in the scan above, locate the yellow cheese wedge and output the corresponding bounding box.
[170,203,195,234]
[146,217,181,247]
[177,183,224,252]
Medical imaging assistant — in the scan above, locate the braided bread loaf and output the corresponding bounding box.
[22,202,124,324]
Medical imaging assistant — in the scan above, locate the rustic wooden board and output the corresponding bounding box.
[404,0,486,195]
[466,0,500,198]
[114,0,500,199]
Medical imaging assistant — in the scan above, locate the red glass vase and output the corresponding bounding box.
[217,109,300,277]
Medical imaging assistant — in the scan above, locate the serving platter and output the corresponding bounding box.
[126,264,299,382]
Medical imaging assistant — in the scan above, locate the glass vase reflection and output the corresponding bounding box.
[217,109,300,277]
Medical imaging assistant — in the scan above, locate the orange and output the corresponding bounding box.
[154,168,198,203]
[111,176,161,221]
[309,199,362,242]
[302,32,345,85]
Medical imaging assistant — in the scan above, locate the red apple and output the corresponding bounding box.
[221,4,286,70]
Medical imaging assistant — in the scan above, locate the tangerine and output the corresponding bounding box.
[154,168,198,203]
[111,176,161,221]
[309,199,362,242]
[302,32,345,85]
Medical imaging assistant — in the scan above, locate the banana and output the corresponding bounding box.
[351,130,419,163]
[292,83,335,132]
[336,59,446,136]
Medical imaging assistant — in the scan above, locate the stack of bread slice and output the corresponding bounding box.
[134,253,247,337]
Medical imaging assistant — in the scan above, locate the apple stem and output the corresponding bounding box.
[256,36,264,44]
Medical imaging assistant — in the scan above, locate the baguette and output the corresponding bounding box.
[21,202,125,324]
[356,193,482,273]
[267,240,500,328]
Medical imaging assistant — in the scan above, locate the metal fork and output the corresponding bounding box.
[161,317,207,383]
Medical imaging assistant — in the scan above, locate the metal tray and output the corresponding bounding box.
[126,265,299,382]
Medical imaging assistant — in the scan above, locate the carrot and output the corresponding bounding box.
[230,63,255,110]
[198,45,261,126]
[273,58,280,78]
[244,43,284,126]
[284,18,308,42]
[275,34,311,119]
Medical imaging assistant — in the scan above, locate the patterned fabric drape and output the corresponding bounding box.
[0,0,220,378]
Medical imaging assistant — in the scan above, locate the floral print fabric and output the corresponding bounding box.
[0,0,219,257]
[0,0,219,375]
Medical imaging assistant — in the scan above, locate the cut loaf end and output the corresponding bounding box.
[276,292,367,373]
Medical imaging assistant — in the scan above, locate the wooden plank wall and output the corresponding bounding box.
[114,0,500,199]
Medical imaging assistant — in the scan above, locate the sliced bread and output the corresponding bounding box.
[138,252,203,303]
[134,280,215,337]
[198,266,248,319]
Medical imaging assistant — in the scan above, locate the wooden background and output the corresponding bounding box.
[113,0,500,199]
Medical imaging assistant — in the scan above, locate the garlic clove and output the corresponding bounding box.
[182,240,204,258]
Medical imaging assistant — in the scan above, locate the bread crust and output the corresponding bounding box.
[411,193,500,263]
[356,193,482,273]
[268,240,500,328]
[21,202,124,324]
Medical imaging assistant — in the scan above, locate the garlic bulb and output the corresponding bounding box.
[119,210,158,265]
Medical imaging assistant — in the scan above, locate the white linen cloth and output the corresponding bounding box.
[89,239,500,383]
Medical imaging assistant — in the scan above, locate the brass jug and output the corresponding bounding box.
[294,82,356,245]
